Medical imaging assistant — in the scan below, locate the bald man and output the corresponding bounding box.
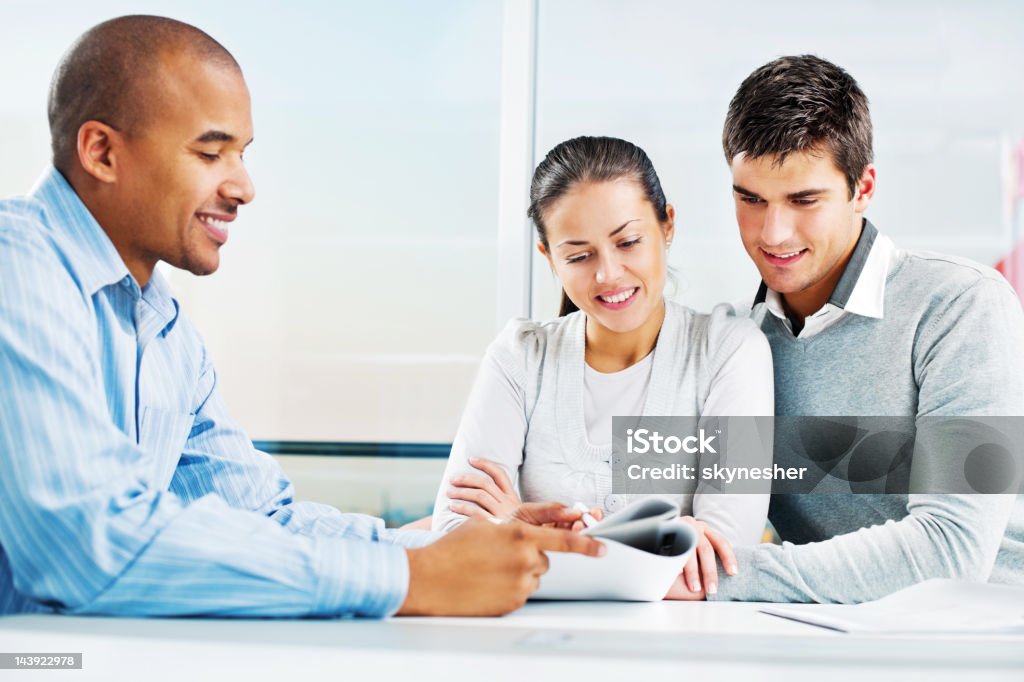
[0,15,603,618]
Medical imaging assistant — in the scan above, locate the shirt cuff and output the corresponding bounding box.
[380,528,443,549]
[312,536,410,617]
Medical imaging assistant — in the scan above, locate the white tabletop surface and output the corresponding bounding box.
[2,601,1022,682]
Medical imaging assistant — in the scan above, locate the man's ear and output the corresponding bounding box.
[852,164,876,213]
[76,121,122,184]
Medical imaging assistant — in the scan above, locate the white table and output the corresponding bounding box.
[2,601,1021,681]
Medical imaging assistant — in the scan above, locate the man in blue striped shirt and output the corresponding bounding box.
[0,15,603,618]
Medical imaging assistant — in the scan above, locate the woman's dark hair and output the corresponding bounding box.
[528,136,669,316]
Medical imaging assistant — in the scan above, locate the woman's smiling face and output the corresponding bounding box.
[539,178,674,334]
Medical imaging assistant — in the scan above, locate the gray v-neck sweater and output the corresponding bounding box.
[714,246,1024,603]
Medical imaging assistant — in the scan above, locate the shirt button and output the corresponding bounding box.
[604,494,623,512]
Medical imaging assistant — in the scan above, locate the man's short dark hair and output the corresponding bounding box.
[722,55,873,199]
[48,15,240,173]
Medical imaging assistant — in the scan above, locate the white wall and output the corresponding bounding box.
[4,1,1024,515]
[531,0,1024,316]
[0,0,505,444]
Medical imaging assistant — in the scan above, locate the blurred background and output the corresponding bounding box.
[3,0,1024,525]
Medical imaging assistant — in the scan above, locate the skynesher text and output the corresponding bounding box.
[626,463,808,484]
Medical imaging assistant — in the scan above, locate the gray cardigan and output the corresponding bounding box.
[432,301,774,547]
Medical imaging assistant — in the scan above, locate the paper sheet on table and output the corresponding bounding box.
[531,497,697,602]
[761,579,1024,634]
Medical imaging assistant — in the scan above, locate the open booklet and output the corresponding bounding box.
[531,497,697,601]
[761,579,1024,634]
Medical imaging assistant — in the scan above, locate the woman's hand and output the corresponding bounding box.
[447,457,522,521]
[664,517,738,600]
[448,458,602,531]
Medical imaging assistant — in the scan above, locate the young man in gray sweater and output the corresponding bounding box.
[711,55,1024,602]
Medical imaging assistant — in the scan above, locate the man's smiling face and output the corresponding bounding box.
[113,50,255,282]
[730,148,874,318]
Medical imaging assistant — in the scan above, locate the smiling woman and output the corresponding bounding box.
[431,136,776,599]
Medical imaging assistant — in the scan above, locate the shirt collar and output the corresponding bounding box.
[29,166,131,296]
[753,219,894,321]
[141,268,180,330]
[29,166,180,332]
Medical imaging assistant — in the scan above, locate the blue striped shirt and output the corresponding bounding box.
[0,167,434,617]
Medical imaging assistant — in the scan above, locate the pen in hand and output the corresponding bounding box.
[572,502,599,529]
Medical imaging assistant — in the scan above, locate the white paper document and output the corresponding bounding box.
[532,497,696,601]
[761,579,1024,634]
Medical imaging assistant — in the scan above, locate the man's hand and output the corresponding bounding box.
[397,518,606,616]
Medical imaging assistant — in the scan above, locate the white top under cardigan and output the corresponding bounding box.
[584,352,653,444]
[431,301,774,546]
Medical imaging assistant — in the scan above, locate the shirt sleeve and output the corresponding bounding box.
[711,275,1024,603]
[0,225,409,617]
[431,320,534,533]
[693,304,774,547]
[170,349,440,547]
[712,494,1015,603]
